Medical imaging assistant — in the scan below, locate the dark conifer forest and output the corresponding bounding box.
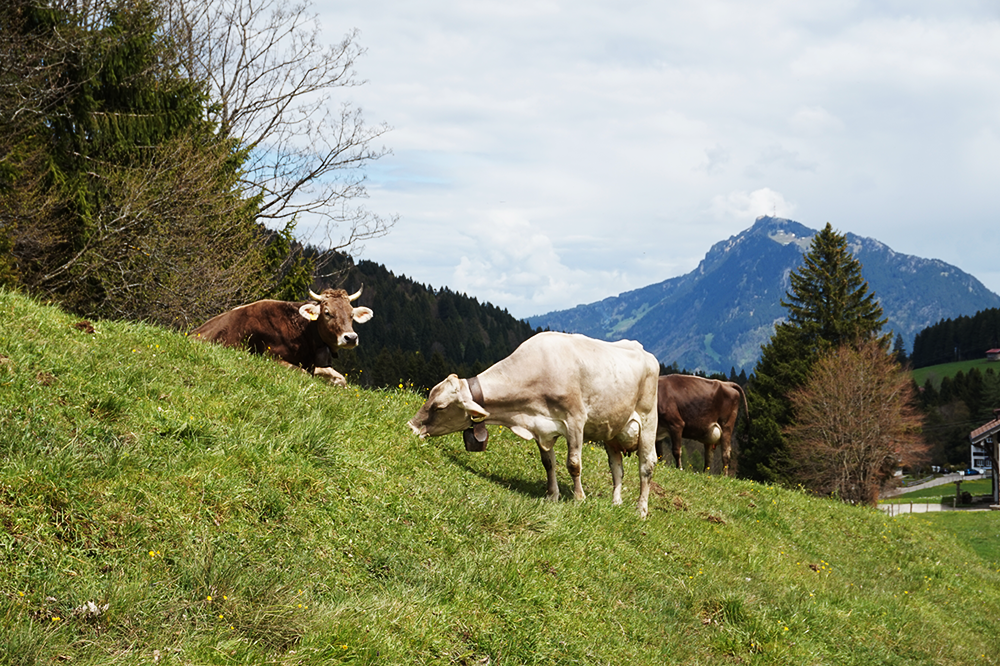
[311,252,541,392]
[910,308,1000,368]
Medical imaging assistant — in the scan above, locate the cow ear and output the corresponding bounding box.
[352,306,373,323]
[298,303,321,321]
[467,403,490,422]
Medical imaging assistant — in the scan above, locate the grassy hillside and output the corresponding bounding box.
[911,358,997,389]
[2,289,1000,665]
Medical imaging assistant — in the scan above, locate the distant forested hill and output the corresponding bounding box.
[910,308,1000,369]
[311,252,540,391]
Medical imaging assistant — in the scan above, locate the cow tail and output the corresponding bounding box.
[734,383,751,438]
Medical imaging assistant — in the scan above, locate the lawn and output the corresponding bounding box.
[882,478,995,504]
[902,512,1000,567]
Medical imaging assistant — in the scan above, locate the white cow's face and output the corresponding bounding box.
[408,374,487,438]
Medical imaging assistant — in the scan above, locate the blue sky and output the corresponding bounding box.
[309,0,1000,320]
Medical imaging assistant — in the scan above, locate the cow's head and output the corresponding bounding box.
[408,374,489,439]
[297,286,373,349]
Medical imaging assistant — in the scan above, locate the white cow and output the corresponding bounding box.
[408,331,661,518]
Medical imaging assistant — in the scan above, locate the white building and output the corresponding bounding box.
[971,441,993,471]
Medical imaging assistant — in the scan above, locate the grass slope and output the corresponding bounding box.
[2,289,1000,665]
[911,358,998,389]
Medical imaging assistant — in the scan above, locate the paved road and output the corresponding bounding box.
[879,472,999,515]
[878,502,991,516]
[881,473,986,498]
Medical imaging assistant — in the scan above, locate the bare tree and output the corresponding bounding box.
[29,133,273,328]
[785,338,926,505]
[0,1,56,153]
[161,0,396,253]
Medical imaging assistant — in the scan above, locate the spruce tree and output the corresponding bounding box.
[782,223,886,351]
[739,223,887,483]
[1,0,302,326]
[892,333,907,365]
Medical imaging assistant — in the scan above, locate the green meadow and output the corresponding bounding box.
[911,358,998,389]
[2,288,1000,665]
[883,478,994,504]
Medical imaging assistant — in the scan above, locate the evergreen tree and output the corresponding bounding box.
[892,332,907,365]
[978,368,1000,423]
[740,223,887,483]
[781,223,886,350]
[1,0,303,327]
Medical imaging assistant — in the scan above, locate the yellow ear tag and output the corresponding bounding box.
[298,304,320,321]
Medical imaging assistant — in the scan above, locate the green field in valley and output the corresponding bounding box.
[3,288,1000,665]
[911,358,999,388]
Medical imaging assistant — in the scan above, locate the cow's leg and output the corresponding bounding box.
[277,359,311,376]
[636,436,658,519]
[670,429,684,470]
[606,446,625,505]
[312,366,348,387]
[565,431,586,502]
[720,434,732,476]
[704,442,715,473]
[536,439,560,501]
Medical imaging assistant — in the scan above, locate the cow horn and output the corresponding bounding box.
[309,289,323,301]
[348,285,363,302]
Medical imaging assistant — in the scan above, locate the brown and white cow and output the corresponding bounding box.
[408,332,661,518]
[655,374,750,474]
[189,287,373,387]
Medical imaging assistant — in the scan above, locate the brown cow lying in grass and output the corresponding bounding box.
[190,287,372,387]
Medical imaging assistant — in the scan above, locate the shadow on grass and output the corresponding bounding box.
[441,448,578,502]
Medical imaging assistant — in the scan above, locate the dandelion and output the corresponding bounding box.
[52,617,61,622]
[207,595,212,602]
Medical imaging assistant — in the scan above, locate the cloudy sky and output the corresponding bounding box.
[312,0,1000,320]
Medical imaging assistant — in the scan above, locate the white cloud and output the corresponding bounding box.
[789,106,845,134]
[449,209,632,315]
[312,0,1000,317]
[710,188,797,222]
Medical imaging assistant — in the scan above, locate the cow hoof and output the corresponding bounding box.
[313,367,348,387]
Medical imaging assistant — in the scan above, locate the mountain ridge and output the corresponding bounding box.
[528,216,1000,373]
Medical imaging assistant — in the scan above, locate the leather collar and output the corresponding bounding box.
[463,375,489,451]
[467,375,485,411]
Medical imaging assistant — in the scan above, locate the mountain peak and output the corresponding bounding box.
[529,217,1000,373]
